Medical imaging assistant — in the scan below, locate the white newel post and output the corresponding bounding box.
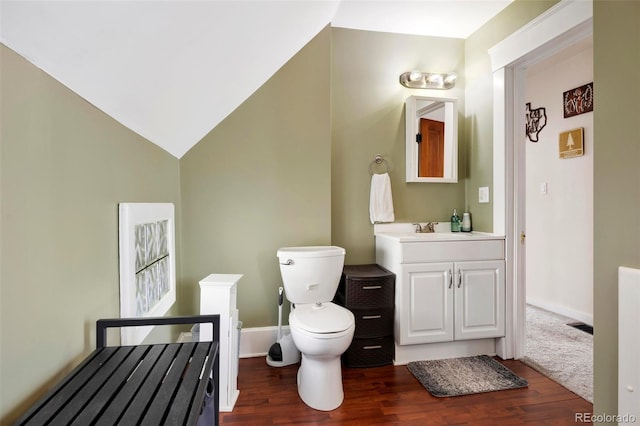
[199,274,242,412]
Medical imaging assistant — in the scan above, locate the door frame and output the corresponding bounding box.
[489,0,593,359]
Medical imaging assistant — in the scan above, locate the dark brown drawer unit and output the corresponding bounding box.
[335,264,395,367]
[352,307,393,338]
[341,336,394,369]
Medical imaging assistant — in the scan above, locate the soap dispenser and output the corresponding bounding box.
[461,212,472,232]
[451,209,461,232]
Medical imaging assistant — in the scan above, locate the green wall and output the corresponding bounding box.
[331,28,466,263]
[179,27,468,326]
[179,27,332,327]
[0,45,182,422]
[593,1,640,420]
[464,0,559,231]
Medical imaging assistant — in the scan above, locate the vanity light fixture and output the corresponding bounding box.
[400,71,457,89]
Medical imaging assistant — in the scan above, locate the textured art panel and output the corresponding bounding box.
[119,203,176,345]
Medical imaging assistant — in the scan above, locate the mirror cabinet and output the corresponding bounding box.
[405,96,458,183]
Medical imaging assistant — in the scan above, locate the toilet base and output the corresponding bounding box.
[296,354,345,411]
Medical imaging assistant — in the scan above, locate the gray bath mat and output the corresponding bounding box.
[407,355,528,397]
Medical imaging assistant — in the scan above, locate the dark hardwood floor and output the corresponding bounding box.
[220,357,592,425]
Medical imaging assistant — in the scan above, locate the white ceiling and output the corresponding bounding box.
[0,0,513,158]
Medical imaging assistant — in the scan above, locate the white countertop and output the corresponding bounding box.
[374,222,505,242]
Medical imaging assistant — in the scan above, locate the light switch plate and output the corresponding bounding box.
[479,187,490,203]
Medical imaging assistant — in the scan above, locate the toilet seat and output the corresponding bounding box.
[290,302,354,336]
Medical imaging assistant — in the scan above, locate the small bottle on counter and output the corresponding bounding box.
[450,209,461,232]
[461,212,472,232]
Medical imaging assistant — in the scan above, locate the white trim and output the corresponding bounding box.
[527,299,593,326]
[492,68,506,236]
[238,326,292,358]
[185,325,300,359]
[493,66,515,359]
[394,339,497,365]
[512,65,527,361]
[488,0,593,71]
[489,0,593,359]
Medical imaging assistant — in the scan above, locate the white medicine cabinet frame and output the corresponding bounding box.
[405,95,458,183]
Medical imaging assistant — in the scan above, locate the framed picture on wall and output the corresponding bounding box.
[559,128,584,159]
[118,203,176,345]
[563,82,593,118]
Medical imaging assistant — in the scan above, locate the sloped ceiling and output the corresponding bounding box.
[0,0,513,158]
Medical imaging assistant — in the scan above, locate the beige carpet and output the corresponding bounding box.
[521,304,593,402]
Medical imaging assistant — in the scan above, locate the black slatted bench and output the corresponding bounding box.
[15,315,220,426]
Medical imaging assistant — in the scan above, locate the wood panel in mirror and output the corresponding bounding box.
[405,96,458,183]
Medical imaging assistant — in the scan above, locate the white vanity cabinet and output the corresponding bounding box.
[401,259,505,345]
[375,228,506,364]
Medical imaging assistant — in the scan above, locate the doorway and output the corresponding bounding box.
[523,38,594,324]
[488,1,593,360]
[519,36,594,402]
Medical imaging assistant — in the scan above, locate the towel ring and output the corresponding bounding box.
[369,154,391,175]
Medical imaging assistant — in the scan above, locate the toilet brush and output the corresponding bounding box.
[266,287,300,367]
[268,287,284,362]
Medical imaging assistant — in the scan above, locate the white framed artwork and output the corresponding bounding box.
[118,203,176,345]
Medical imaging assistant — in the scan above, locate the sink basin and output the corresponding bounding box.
[375,231,500,242]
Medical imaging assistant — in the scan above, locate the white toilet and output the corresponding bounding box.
[276,246,355,411]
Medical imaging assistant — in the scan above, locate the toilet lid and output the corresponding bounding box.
[277,246,345,258]
[290,303,354,334]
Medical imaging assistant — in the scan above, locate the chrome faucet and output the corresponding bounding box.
[413,222,438,233]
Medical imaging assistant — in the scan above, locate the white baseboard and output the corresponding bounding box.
[393,338,497,365]
[178,326,288,359]
[527,299,593,326]
[239,326,291,358]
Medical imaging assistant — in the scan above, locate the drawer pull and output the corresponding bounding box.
[363,345,383,350]
[362,285,382,290]
[362,315,382,320]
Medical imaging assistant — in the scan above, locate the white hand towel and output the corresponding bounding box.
[369,172,395,224]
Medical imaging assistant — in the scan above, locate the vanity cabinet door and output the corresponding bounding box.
[399,262,454,345]
[454,260,505,341]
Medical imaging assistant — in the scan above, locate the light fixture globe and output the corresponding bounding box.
[399,71,456,89]
[409,70,423,82]
[444,73,457,85]
[426,73,443,85]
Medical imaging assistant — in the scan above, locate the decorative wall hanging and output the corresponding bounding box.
[119,203,176,345]
[525,102,547,142]
[563,82,593,118]
[559,128,584,159]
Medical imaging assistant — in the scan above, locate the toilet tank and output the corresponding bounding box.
[276,246,346,304]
